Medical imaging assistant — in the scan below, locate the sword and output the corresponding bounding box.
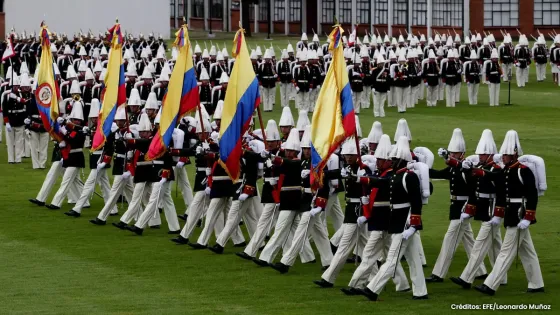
[76,178,102,198]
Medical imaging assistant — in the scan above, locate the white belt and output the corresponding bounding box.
[281,186,301,191]
[346,198,360,203]
[490,71,498,74]
[197,167,207,171]
[451,195,469,201]
[116,153,126,158]
[212,176,231,181]
[373,201,390,207]
[70,148,83,153]
[9,109,26,113]
[297,80,308,83]
[92,151,102,155]
[391,202,411,209]
[507,198,523,203]
[137,160,164,166]
[477,192,495,199]
[264,177,279,183]
[303,188,312,193]
[427,74,437,76]
[446,75,455,77]
[31,114,40,118]
[262,76,275,79]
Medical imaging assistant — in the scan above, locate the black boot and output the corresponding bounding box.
[235,252,253,260]
[527,287,545,293]
[271,262,290,274]
[340,287,362,296]
[171,236,189,245]
[168,230,180,235]
[253,258,270,267]
[126,225,144,236]
[321,265,330,271]
[412,295,429,300]
[313,279,333,288]
[425,274,444,283]
[45,204,60,210]
[233,242,247,248]
[330,242,338,254]
[196,219,202,227]
[208,244,224,254]
[474,284,495,296]
[361,288,378,301]
[89,218,106,226]
[475,274,488,280]
[29,198,45,206]
[112,221,127,230]
[178,214,188,221]
[187,242,207,249]
[150,225,160,229]
[450,277,471,289]
[64,210,81,217]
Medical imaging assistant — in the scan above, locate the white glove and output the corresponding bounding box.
[489,216,502,226]
[260,150,269,158]
[401,227,416,240]
[204,187,211,195]
[159,177,167,184]
[357,216,367,225]
[96,162,106,170]
[82,126,90,134]
[425,82,429,86]
[25,129,31,137]
[517,219,531,230]
[57,117,65,124]
[265,159,273,168]
[58,141,66,148]
[269,178,277,185]
[355,169,366,183]
[205,167,211,176]
[124,132,134,140]
[295,86,300,92]
[406,161,415,170]
[462,160,472,170]
[360,196,369,205]
[310,207,322,217]
[340,167,348,178]
[176,161,185,168]
[121,171,131,179]
[59,126,68,135]
[24,118,31,125]
[437,148,448,158]
[460,212,471,222]
[5,123,12,132]
[301,169,310,178]
[126,151,134,159]
[196,146,203,155]
[202,141,210,150]
[238,193,249,201]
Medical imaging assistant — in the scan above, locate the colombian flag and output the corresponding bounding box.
[146,24,199,160]
[310,24,356,189]
[218,28,260,181]
[34,22,62,142]
[91,21,126,151]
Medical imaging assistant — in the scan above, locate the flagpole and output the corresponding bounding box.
[196,100,206,141]
[256,102,267,143]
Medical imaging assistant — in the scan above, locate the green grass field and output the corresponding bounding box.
[1,34,559,314]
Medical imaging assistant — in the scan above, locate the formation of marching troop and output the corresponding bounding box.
[0,28,549,301]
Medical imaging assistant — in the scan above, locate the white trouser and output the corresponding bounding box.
[460,221,505,284]
[467,82,479,105]
[280,211,333,267]
[309,87,320,111]
[415,232,427,265]
[174,166,193,210]
[180,191,210,239]
[73,168,114,213]
[516,67,528,87]
[244,203,277,257]
[216,198,260,246]
[426,85,438,106]
[445,84,458,107]
[536,63,546,81]
[50,167,83,207]
[29,131,49,169]
[280,83,291,107]
[348,230,409,290]
[321,223,368,284]
[120,182,151,224]
[6,125,24,163]
[362,88,371,108]
[36,161,64,202]
[135,181,180,231]
[455,82,461,102]
[196,197,230,246]
[295,91,310,111]
[352,91,362,114]
[24,130,31,157]
[488,83,500,106]
[373,91,386,117]
[501,63,513,81]
[431,219,487,279]
[367,232,428,297]
[483,227,544,291]
[97,175,135,221]
[438,80,445,100]
[259,210,300,263]
[418,81,425,100]
[262,86,276,111]
[394,87,407,112]
[0,113,3,141]
[408,85,419,108]
[325,194,343,232]
[388,87,395,107]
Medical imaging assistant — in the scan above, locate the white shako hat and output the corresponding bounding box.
[390,136,413,162]
[447,128,466,153]
[394,118,411,142]
[284,128,301,151]
[475,129,498,154]
[265,119,281,141]
[374,134,392,160]
[279,106,295,127]
[367,121,383,144]
[499,130,523,155]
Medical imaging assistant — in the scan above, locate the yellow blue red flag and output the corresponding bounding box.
[218,28,260,181]
[310,24,356,189]
[34,22,62,142]
[146,23,199,160]
[92,21,126,151]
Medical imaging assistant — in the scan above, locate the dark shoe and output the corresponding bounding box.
[346,255,362,264]
[83,205,91,209]
[235,252,254,261]
[253,258,270,267]
[233,242,247,248]
[150,225,160,229]
[112,221,127,230]
[171,236,189,245]
[109,212,119,216]
[422,264,428,268]
[45,204,60,210]
[258,246,265,251]
[412,295,429,300]
[168,230,180,235]
[398,288,411,292]
[376,260,383,269]
[425,274,444,283]
[341,287,362,296]
[178,214,188,221]
[126,225,144,236]
[527,287,545,293]
[450,277,471,289]
[474,284,495,296]
[271,262,290,274]
[117,195,128,204]
[304,259,316,264]
[361,288,378,301]
[187,242,207,249]
[158,208,163,214]
[475,274,488,280]
[330,242,338,254]
[265,235,271,242]
[239,220,244,226]
[313,279,333,288]
[64,210,81,217]
[89,218,106,226]
[29,198,45,206]
[196,219,202,227]
[321,265,330,271]
[208,244,224,254]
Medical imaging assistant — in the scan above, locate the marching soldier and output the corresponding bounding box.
[361,49,373,110]
[372,54,389,117]
[308,50,323,110]
[391,51,409,113]
[259,49,277,112]
[441,50,461,108]
[485,49,502,107]
[198,68,212,109]
[551,35,560,85]
[407,49,421,109]
[25,76,49,169]
[3,75,27,164]
[293,52,311,111]
[349,56,364,114]
[212,72,229,113]
[514,35,531,88]
[196,49,211,78]
[277,49,293,108]
[499,35,514,82]
[210,52,228,87]
[464,50,481,105]
[533,37,548,82]
[423,50,440,107]
[127,89,142,125]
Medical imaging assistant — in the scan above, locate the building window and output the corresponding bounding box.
[210,0,223,19]
[192,0,204,18]
[433,0,463,26]
[413,0,427,25]
[339,0,352,23]
[393,0,408,25]
[322,0,335,24]
[258,0,269,21]
[170,0,175,17]
[484,0,518,26]
[274,0,286,21]
[356,0,371,24]
[289,0,301,21]
[374,0,388,24]
[534,0,560,26]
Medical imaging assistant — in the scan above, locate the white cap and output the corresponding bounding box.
[301,33,308,41]
[209,45,217,56]
[19,73,31,87]
[194,44,202,54]
[88,99,100,118]
[279,107,294,126]
[68,101,84,120]
[66,66,78,79]
[470,50,478,60]
[217,51,224,61]
[199,67,210,81]
[19,62,30,75]
[93,61,103,73]
[256,46,263,56]
[249,139,265,154]
[428,50,436,59]
[312,33,319,42]
[491,48,499,59]
[115,106,127,120]
[145,92,159,109]
[499,130,523,155]
[394,118,411,142]
[475,129,498,155]
[64,45,72,55]
[69,80,81,94]
[250,49,258,60]
[300,125,311,148]
[219,72,229,84]
[159,72,170,82]
[287,43,294,53]
[222,47,229,58]
[360,48,369,58]
[284,129,301,151]
[202,49,210,59]
[264,48,272,59]
[341,138,358,155]
[373,134,392,160]
[476,33,482,41]
[100,46,108,55]
[367,121,383,144]
[126,62,138,76]
[85,68,95,81]
[376,53,386,64]
[447,128,466,153]
[141,67,152,80]
[390,136,413,161]
[78,60,88,72]
[281,49,289,59]
[138,113,152,132]
[128,88,142,106]
[265,119,281,141]
[213,100,223,119]
[389,50,397,60]
[296,110,310,130]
